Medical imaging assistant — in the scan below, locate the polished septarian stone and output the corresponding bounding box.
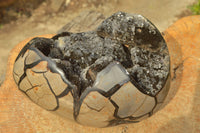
[13,11,170,127]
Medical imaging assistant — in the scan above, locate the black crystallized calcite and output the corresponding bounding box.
[17,11,170,97]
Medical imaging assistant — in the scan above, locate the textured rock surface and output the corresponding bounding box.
[0,15,200,132]
[12,12,170,127]
[57,11,105,33]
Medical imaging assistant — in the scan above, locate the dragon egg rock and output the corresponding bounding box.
[13,12,170,127]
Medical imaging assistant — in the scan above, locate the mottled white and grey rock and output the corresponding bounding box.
[13,12,170,127]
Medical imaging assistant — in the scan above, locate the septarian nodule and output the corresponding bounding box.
[13,12,170,127]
